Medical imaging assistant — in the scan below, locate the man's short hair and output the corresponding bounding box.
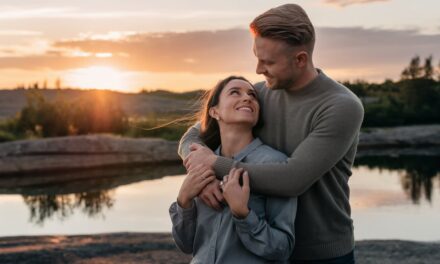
[250,4,315,53]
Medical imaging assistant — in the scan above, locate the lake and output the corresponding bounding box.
[0,156,439,241]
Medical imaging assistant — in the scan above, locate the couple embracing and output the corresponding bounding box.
[169,4,364,264]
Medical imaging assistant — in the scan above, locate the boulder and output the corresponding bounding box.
[0,135,179,175]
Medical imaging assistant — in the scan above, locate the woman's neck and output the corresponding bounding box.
[218,124,254,158]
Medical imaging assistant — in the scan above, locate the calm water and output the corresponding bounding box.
[0,156,439,241]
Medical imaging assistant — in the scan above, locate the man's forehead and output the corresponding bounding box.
[254,37,288,54]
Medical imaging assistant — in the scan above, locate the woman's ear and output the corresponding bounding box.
[209,107,219,120]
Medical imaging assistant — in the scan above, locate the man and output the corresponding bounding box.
[179,3,363,264]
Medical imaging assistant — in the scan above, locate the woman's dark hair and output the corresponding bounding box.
[199,76,263,150]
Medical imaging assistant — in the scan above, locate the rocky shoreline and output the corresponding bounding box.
[0,233,438,264]
[0,125,439,175]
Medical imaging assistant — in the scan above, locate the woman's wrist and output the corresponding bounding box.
[177,194,192,209]
[232,207,250,219]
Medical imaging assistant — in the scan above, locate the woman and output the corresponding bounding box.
[169,76,297,263]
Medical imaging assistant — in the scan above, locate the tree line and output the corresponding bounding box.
[343,55,440,127]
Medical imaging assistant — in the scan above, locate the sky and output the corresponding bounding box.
[1,0,440,92]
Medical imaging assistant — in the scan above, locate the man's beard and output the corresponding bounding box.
[265,76,295,90]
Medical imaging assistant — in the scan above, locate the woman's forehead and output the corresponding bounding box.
[224,79,255,91]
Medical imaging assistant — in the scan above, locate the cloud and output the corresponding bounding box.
[0,7,252,20]
[0,27,439,81]
[313,27,440,80]
[323,0,390,7]
[0,29,255,73]
[0,30,42,36]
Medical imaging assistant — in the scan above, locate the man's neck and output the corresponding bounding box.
[218,125,254,158]
[288,67,319,92]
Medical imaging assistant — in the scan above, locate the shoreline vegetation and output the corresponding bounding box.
[0,56,439,143]
[0,233,439,264]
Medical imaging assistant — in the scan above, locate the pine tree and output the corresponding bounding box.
[423,55,433,79]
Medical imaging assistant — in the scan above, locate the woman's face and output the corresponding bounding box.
[210,79,259,128]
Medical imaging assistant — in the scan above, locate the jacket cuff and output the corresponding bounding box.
[233,210,259,233]
[175,200,197,220]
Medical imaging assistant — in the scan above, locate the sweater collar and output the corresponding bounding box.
[284,68,327,96]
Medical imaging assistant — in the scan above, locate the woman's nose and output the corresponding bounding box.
[242,94,253,102]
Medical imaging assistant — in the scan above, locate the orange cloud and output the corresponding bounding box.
[1,27,439,82]
[323,0,390,7]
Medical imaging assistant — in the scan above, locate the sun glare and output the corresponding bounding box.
[64,66,128,91]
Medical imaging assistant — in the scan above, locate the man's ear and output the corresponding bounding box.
[295,51,309,68]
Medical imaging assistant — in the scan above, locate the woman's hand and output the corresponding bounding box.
[177,164,215,208]
[222,168,250,219]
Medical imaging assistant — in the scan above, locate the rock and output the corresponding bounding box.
[0,135,179,175]
[1,125,439,175]
[0,233,439,264]
[358,125,440,148]
[357,125,440,157]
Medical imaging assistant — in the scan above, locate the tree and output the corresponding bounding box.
[423,55,433,79]
[401,55,422,80]
[438,59,440,81]
[55,78,62,89]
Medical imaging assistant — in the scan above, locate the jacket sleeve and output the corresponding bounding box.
[169,201,197,254]
[213,97,364,197]
[233,196,297,261]
[178,122,205,160]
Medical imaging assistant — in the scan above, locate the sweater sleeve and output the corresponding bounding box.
[233,196,297,261]
[213,97,364,197]
[178,122,205,160]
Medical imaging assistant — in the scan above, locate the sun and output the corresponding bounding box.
[64,66,129,91]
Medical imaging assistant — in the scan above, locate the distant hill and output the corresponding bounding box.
[0,88,204,120]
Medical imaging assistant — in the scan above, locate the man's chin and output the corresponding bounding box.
[265,79,275,89]
[265,80,282,90]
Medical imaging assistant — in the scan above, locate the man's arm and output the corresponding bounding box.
[212,97,364,197]
[178,123,224,210]
[178,122,205,159]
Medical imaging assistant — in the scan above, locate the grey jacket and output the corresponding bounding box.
[169,138,297,263]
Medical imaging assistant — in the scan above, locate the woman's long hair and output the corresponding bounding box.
[199,76,263,150]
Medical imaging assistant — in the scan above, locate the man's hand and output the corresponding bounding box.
[198,178,224,211]
[222,168,250,219]
[177,164,215,208]
[183,143,217,171]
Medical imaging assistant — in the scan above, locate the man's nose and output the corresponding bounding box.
[256,61,265,75]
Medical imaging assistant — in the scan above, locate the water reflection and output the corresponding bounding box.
[22,191,115,225]
[0,163,185,225]
[354,156,440,203]
[2,156,439,226]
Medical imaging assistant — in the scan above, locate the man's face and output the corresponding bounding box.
[253,36,299,90]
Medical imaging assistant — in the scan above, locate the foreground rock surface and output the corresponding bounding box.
[0,233,438,264]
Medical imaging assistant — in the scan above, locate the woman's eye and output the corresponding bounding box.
[230,90,239,95]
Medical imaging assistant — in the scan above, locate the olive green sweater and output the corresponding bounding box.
[178,69,364,260]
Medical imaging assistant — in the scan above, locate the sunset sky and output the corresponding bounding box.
[1,0,439,92]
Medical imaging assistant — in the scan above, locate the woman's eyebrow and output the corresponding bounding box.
[226,86,241,92]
